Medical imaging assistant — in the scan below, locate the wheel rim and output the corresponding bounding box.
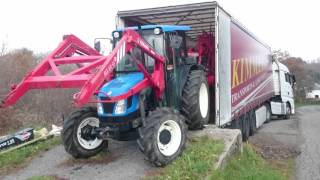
[157,120,182,156]
[76,117,103,150]
[199,83,209,118]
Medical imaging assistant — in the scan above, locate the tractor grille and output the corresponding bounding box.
[100,96,133,113]
[100,97,114,114]
[102,103,114,114]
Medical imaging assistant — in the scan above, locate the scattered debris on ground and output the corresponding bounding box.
[0,124,62,155]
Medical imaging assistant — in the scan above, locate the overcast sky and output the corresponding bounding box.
[0,0,319,61]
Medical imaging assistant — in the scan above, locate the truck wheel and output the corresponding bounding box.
[284,103,291,119]
[249,110,257,136]
[61,107,107,158]
[181,70,210,130]
[137,108,187,167]
[241,115,250,141]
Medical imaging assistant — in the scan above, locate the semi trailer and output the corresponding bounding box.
[0,1,294,166]
[114,1,295,136]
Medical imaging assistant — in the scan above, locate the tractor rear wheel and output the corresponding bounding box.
[181,70,210,130]
[61,107,107,158]
[137,108,187,167]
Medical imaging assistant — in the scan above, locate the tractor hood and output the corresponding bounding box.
[98,72,144,98]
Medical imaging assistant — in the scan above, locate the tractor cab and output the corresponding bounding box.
[96,25,193,121]
[111,25,191,72]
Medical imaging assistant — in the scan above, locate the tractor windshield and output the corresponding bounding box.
[114,29,164,73]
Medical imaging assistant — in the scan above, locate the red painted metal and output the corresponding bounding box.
[0,30,165,108]
[197,32,215,85]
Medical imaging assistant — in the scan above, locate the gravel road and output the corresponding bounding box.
[295,105,320,180]
[3,140,156,180]
[250,105,320,180]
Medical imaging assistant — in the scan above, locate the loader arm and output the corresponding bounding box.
[0,30,165,108]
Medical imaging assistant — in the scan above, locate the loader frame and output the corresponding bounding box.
[1,30,165,108]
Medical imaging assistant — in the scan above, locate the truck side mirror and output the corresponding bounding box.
[292,75,296,84]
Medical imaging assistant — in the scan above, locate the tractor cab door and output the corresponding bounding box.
[164,32,188,108]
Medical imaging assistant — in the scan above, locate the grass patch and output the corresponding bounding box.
[268,158,295,180]
[0,137,61,175]
[296,99,320,107]
[147,136,224,180]
[210,144,287,180]
[26,175,58,180]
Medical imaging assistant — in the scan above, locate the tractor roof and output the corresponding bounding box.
[116,25,191,32]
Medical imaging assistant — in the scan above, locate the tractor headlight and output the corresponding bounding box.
[114,100,126,115]
[97,103,103,114]
[154,28,162,35]
[113,31,120,38]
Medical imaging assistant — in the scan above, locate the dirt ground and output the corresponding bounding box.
[250,105,320,180]
[249,115,301,161]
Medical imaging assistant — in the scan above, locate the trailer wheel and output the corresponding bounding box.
[284,103,291,119]
[241,115,250,141]
[137,108,187,167]
[181,70,210,130]
[61,107,107,158]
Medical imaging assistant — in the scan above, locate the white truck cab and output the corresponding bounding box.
[270,61,295,118]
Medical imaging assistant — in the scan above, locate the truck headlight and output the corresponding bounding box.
[97,103,103,114]
[114,100,126,115]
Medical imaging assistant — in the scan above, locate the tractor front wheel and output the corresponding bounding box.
[61,107,107,158]
[137,108,187,167]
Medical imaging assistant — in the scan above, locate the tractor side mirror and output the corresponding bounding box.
[169,35,183,49]
[94,38,113,55]
[94,41,101,52]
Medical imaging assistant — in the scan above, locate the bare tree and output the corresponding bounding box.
[272,49,290,62]
[0,41,7,56]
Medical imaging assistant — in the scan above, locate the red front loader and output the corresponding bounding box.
[0,25,213,166]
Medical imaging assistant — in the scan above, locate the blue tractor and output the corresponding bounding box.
[61,25,211,166]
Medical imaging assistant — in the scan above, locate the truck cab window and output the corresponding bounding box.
[285,73,291,84]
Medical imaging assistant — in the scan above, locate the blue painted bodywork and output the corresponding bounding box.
[97,73,143,117]
[116,25,191,32]
[99,73,144,97]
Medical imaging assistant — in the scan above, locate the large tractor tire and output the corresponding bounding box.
[61,107,107,158]
[181,70,210,130]
[137,108,187,167]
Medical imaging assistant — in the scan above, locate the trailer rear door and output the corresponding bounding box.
[216,8,232,126]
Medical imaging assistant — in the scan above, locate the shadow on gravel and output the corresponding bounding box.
[250,134,300,160]
[58,151,121,167]
[249,114,302,179]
